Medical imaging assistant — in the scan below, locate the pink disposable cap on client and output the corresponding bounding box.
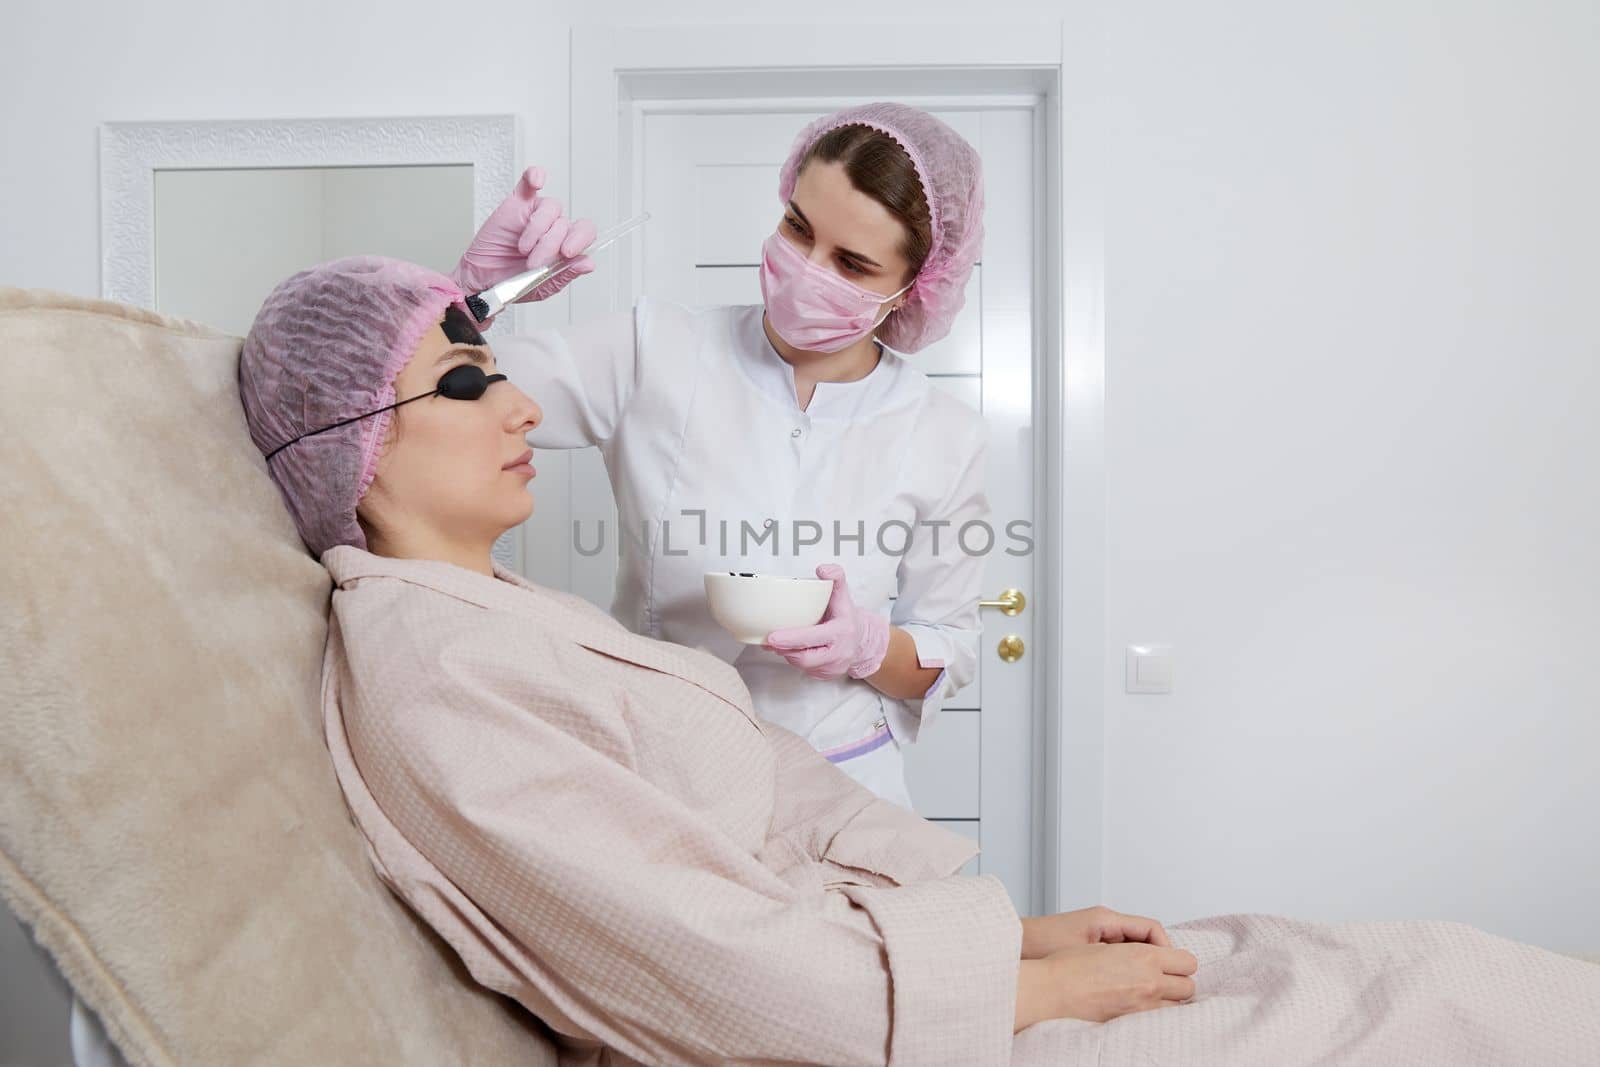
[237,256,478,558]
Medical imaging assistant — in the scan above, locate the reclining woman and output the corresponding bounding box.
[238,257,1599,1066]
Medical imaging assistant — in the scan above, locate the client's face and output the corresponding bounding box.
[359,311,542,550]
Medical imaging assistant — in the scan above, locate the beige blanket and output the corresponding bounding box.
[1019,913,1600,1065]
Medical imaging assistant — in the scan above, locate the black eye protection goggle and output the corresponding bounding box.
[264,363,507,462]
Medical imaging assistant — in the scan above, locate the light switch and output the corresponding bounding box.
[1125,644,1174,694]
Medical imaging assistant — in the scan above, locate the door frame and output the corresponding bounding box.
[568,16,1108,915]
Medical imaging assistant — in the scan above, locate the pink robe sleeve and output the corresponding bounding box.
[338,609,1021,1066]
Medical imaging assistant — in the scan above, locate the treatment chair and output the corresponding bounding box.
[6,287,1597,1066]
[0,288,563,1065]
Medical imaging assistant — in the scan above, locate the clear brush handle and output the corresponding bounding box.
[524,211,652,287]
[580,211,652,261]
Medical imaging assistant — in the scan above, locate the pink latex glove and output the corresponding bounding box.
[449,165,598,309]
[764,564,891,681]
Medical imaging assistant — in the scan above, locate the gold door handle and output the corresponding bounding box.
[978,588,1026,616]
[997,635,1025,662]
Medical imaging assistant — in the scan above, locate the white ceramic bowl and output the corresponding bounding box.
[704,571,832,645]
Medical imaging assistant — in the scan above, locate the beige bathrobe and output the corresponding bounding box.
[320,546,1022,1066]
[321,547,1600,1067]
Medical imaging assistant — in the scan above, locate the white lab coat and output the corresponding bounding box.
[496,299,988,806]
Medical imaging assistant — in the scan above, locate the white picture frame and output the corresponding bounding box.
[100,114,517,308]
[97,114,524,571]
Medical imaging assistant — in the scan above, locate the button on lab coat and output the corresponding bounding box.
[495,299,988,805]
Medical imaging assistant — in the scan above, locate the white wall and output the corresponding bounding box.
[1100,0,1599,951]
[1,3,1596,1058]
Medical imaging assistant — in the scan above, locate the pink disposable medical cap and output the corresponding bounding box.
[777,102,985,354]
[237,256,470,558]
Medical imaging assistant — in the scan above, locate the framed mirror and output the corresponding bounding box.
[99,115,523,567]
[150,163,475,337]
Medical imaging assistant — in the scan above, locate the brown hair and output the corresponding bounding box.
[800,124,932,280]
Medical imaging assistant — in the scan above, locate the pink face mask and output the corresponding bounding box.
[759,232,914,354]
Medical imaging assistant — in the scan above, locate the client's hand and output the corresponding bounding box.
[1021,905,1172,959]
[450,165,597,307]
[1014,942,1199,1031]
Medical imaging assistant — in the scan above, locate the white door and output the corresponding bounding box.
[542,103,1038,913]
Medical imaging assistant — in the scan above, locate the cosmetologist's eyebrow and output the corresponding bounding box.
[789,200,883,268]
